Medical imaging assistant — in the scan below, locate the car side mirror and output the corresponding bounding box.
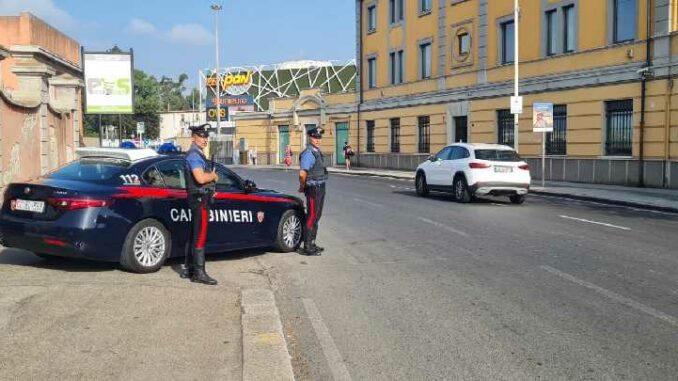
[244,179,257,192]
[428,155,436,162]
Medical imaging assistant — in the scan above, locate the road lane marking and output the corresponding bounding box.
[389,185,414,191]
[303,298,353,381]
[532,194,678,217]
[541,265,677,326]
[558,215,631,231]
[417,217,469,237]
[352,198,387,209]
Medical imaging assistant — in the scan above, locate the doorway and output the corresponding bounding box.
[454,116,468,143]
[278,125,289,163]
[335,122,349,165]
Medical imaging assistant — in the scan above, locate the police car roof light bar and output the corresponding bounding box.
[76,148,158,162]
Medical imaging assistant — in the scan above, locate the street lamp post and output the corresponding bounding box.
[513,0,520,151]
[211,4,222,136]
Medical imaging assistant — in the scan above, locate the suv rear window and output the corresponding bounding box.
[474,149,522,162]
[46,158,131,183]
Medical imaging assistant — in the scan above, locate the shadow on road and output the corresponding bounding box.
[391,190,515,206]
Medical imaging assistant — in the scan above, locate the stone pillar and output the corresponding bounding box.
[11,62,55,175]
[49,74,84,161]
[0,47,10,188]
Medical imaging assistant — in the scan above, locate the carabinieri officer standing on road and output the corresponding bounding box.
[182,124,219,285]
[298,127,328,256]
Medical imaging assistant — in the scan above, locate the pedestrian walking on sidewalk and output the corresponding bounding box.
[343,141,354,170]
[182,124,219,285]
[250,147,257,166]
[298,127,327,256]
[284,145,293,167]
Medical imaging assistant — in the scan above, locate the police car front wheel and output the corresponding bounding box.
[275,210,303,252]
[121,219,171,273]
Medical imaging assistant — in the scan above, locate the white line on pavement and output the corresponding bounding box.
[417,217,469,237]
[541,265,677,326]
[352,198,387,209]
[531,194,678,217]
[558,215,631,231]
[389,185,414,191]
[302,298,353,381]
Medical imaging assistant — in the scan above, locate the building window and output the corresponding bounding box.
[389,50,404,84]
[563,5,575,52]
[497,109,514,147]
[501,20,515,64]
[420,42,432,79]
[546,10,557,56]
[390,0,404,24]
[367,57,377,88]
[605,99,633,156]
[458,32,470,56]
[368,5,377,33]
[366,120,375,152]
[420,0,432,15]
[547,105,567,155]
[613,0,636,43]
[418,116,431,153]
[390,118,401,153]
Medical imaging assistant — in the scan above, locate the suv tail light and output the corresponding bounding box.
[518,164,530,171]
[47,198,110,211]
[469,162,491,169]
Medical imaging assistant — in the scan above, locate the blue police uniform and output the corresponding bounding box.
[183,125,218,285]
[299,129,328,255]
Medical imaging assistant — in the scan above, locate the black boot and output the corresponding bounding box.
[299,240,321,256]
[180,245,193,279]
[190,249,218,285]
[312,241,325,252]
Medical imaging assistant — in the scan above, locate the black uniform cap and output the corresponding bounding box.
[189,123,211,138]
[307,127,324,139]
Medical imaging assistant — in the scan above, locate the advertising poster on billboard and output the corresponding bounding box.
[84,53,134,114]
[532,103,554,132]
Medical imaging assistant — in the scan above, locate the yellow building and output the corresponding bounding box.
[234,0,678,188]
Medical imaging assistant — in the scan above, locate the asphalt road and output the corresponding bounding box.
[238,167,678,381]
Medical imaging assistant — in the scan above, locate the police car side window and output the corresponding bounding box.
[215,167,242,192]
[155,160,186,189]
[142,166,165,187]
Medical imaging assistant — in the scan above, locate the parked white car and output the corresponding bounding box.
[415,143,531,204]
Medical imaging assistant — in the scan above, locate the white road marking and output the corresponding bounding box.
[417,217,469,237]
[303,298,353,381]
[541,265,677,326]
[532,193,678,217]
[389,185,414,191]
[352,198,386,209]
[558,215,631,231]
[491,203,508,207]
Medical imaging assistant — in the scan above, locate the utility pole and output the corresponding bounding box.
[211,4,222,136]
[513,0,520,151]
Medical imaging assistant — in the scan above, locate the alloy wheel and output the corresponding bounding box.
[133,226,166,267]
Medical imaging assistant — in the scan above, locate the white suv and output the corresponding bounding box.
[415,143,531,204]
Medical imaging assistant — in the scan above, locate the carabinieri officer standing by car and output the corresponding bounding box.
[298,127,328,256]
[182,124,219,285]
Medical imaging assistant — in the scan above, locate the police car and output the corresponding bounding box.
[0,148,305,273]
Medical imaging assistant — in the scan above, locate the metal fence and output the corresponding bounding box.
[546,105,567,155]
[418,116,430,153]
[497,109,514,147]
[390,118,401,153]
[605,99,633,156]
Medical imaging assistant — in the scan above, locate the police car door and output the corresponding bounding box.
[144,159,190,254]
[210,165,262,250]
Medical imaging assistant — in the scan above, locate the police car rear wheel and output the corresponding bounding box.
[276,210,302,252]
[121,219,171,273]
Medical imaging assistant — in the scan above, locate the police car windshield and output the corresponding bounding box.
[46,158,132,183]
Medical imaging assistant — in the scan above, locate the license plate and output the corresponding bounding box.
[494,166,513,173]
[11,199,45,213]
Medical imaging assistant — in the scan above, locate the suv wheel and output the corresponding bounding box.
[415,173,429,197]
[509,195,526,205]
[453,176,472,203]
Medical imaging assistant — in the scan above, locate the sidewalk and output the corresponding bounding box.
[242,164,678,213]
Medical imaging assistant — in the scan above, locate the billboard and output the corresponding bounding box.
[206,68,254,96]
[533,103,554,132]
[84,52,134,114]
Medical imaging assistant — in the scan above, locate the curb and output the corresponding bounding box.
[530,189,678,214]
[241,288,295,381]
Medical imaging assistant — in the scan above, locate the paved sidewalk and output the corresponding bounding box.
[240,164,678,213]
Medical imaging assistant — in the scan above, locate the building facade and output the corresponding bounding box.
[0,13,83,189]
[233,0,678,188]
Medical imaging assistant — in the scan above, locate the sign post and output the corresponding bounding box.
[136,121,145,148]
[532,102,554,188]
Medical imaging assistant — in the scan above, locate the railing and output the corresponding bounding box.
[605,100,633,156]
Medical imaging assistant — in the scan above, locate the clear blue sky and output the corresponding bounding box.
[0,0,356,87]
